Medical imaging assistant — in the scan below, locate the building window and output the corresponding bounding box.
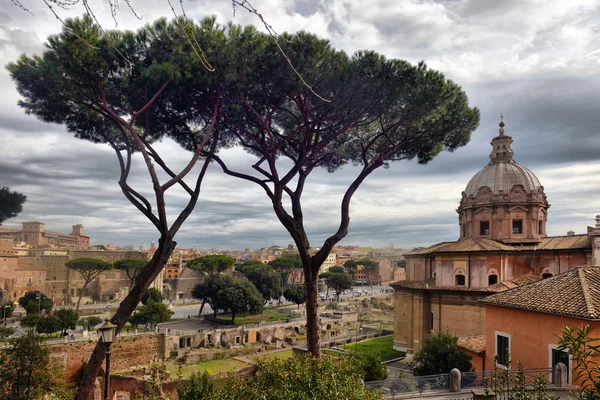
[27,277,33,285]
[429,311,434,332]
[480,221,490,236]
[496,333,511,367]
[542,272,553,279]
[512,220,523,234]
[488,274,498,285]
[1,265,6,271]
[550,346,570,383]
[455,274,466,286]
[539,220,543,234]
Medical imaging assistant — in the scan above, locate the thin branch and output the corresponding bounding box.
[212,155,274,199]
[161,87,221,192]
[130,80,171,126]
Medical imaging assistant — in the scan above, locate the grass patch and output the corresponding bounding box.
[252,349,294,361]
[167,358,247,379]
[341,335,405,361]
[215,311,291,325]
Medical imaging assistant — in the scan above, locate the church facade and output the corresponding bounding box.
[392,119,597,356]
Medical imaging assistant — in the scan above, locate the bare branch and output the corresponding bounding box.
[212,155,274,199]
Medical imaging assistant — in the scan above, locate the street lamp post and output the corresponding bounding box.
[98,319,117,400]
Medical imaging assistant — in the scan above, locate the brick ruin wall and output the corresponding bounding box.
[49,333,164,384]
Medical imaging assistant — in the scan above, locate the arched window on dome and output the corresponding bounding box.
[454,268,466,286]
[488,269,499,285]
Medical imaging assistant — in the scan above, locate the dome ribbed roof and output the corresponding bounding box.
[464,161,542,196]
[464,117,543,197]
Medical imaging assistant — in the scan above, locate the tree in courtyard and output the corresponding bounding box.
[209,29,479,356]
[319,271,332,299]
[114,258,148,290]
[192,274,234,317]
[269,254,303,305]
[345,260,358,280]
[78,316,103,331]
[36,314,61,336]
[269,254,303,283]
[187,255,235,315]
[128,313,145,330]
[130,300,174,328]
[7,16,225,397]
[283,284,305,308]
[0,187,26,226]
[2,299,16,319]
[352,353,388,382]
[177,371,216,400]
[187,255,236,276]
[215,280,264,324]
[141,287,164,305]
[18,291,53,315]
[65,258,113,313]
[54,308,79,336]
[20,314,40,332]
[242,264,281,305]
[329,266,345,274]
[0,332,65,400]
[326,273,354,301]
[358,259,379,285]
[411,331,473,376]
[0,326,14,339]
[236,259,264,274]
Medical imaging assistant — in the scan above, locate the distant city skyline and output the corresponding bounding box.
[2,1,600,249]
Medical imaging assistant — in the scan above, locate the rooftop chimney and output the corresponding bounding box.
[567,230,575,236]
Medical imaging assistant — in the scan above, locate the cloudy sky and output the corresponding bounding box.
[1,0,600,250]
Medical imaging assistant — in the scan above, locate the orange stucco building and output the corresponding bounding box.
[481,267,600,386]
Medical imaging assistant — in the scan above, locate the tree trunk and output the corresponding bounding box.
[75,282,89,314]
[231,311,236,325]
[76,237,176,400]
[197,298,206,317]
[304,272,320,357]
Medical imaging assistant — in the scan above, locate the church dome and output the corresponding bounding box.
[463,116,542,196]
[457,116,549,243]
[464,162,542,196]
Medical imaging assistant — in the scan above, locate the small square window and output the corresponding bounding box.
[455,275,466,286]
[480,221,490,236]
[512,220,523,234]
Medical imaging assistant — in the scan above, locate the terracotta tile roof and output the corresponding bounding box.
[406,238,515,255]
[391,276,539,293]
[458,335,486,355]
[535,235,590,250]
[481,267,600,320]
[405,235,590,256]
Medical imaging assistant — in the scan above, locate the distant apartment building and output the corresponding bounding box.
[321,253,337,272]
[0,221,90,249]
